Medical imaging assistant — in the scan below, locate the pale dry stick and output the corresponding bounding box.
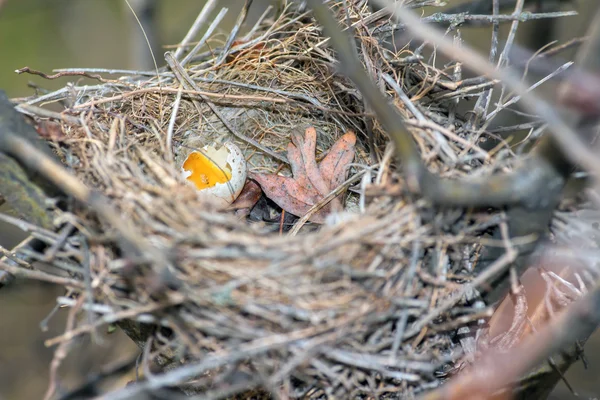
[180,7,229,67]
[72,86,288,110]
[442,0,557,15]
[405,119,489,160]
[358,165,373,213]
[403,222,518,340]
[45,293,185,347]
[17,103,81,125]
[43,294,83,400]
[382,73,457,163]
[214,0,254,67]
[287,170,366,236]
[166,85,183,162]
[57,296,114,314]
[465,0,500,130]
[243,4,274,41]
[497,0,526,70]
[376,10,578,36]
[485,61,574,123]
[472,0,526,141]
[52,68,158,76]
[434,80,501,101]
[374,0,600,177]
[173,0,218,60]
[21,84,121,106]
[447,30,463,127]
[42,71,324,107]
[429,308,495,333]
[165,52,288,164]
[15,66,115,83]
[0,240,36,268]
[56,296,171,327]
[0,260,84,289]
[80,237,98,339]
[0,213,59,239]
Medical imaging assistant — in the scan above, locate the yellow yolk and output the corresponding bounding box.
[182,151,232,190]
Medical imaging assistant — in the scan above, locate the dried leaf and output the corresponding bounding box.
[228,179,262,217]
[320,131,357,188]
[252,127,356,223]
[35,120,65,141]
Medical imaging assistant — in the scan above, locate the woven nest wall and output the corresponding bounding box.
[8,1,574,398]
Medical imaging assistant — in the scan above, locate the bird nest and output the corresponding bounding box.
[5,1,586,399]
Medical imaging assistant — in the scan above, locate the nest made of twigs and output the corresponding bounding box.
[13,1,544,398]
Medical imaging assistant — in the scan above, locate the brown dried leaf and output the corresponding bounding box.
[252,127,356,223]
[228,179,262,217]
[35,120,65,141]
[320,131,357,188]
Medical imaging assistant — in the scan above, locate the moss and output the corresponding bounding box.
[0,152,53,230]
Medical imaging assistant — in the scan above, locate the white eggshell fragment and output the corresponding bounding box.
[180,142,247,207]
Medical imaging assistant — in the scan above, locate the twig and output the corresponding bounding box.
[464,0,500,131]
[165,52,288,164]
[44,294,184,347]
[174,0,218,60]
[15,67,110,82]
[0,260,84,288]
[44,295,82,400]
[166,85,183,162]
[17,103,81,125]
[373,10,577,36]
[287,170,366,236]
[382,73,457,163]
[214,0,254,67]
[243,5,273,41]
[180,7,229,67]
[374,0,600,177]
[404,221,517,340]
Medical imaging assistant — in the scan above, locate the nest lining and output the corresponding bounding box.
[11,1,541,398]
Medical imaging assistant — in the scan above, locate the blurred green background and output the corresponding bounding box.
[0,0,599,399]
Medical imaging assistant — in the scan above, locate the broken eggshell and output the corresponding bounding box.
[180,142,247,207]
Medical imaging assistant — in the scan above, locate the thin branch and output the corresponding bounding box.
[174,0,218,60]
[374,0,600,177]
[214,0,254,67]
[180,7,229,67]
[165,52,288,164]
